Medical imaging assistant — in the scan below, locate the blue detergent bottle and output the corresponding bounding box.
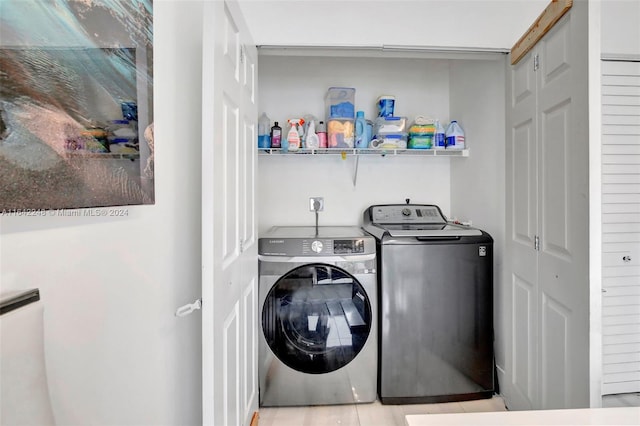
[434,119,445,150]
[258,112,271,148]
[355,111,368,148]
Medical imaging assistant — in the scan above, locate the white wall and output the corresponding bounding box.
[257,55,453,233]
[0,1,203,424]
[601,0,640,58]
[449,58,507,390]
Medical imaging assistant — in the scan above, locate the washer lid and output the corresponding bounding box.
[379,223,483,238]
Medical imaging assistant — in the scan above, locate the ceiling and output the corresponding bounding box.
[237,0,549,50]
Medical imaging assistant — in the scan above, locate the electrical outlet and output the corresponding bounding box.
[309,197,324,212]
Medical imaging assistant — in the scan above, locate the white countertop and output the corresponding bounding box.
[405,407,640,425]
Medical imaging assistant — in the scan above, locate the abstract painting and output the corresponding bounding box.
[0,0,154,211]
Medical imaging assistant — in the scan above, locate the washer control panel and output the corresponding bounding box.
[370,205,446,224]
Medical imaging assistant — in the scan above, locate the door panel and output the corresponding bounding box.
[540,293,570,409]
[223,304,240,426]
[540,19,570,85]
[512,275,535,403]
[512,118,536,247]
[242,279,257,414]
[222,95,240,267]
[240,116,256,249]
[224,6,239,80]
[540,99,571,260]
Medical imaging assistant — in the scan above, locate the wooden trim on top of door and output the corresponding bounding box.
[510,0,573,65]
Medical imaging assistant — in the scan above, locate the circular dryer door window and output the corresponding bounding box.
[262,263,372,374]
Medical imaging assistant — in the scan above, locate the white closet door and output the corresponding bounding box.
[505,2,591,410]
[535,8,590,409]
[202,1,258,425]
[507,50,539,410]
[601,59,640,396]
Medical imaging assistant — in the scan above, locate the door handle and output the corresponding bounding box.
[175,299,202,317]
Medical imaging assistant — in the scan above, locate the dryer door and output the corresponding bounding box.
[262,263,372,374]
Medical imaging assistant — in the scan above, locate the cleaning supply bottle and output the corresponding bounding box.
[270,121,282,148]
[258,112,271,148]
[354,111,368,148]
[306,120,320,149]
[287,119,301,151]
[433,119,445,150]
[317,121,328,148]
[297,119,305,148]
[445,120,465,150]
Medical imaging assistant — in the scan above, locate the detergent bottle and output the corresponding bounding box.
[354,111,368,148]
[317,121,328,148]
[270,121,282,148]
[258,112,271,148]
[445,120,465,150]
[433,119,445,150]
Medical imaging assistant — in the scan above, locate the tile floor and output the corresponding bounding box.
[258,396,507,426]
[258,393,640,426]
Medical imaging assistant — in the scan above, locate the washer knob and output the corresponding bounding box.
[311,240,323,253]
[402,208,412,216]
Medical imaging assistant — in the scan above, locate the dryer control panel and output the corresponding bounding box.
[258,226,376,257]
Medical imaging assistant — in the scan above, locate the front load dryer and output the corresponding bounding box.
[258,226,377,407]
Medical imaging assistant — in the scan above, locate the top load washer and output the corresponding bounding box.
[363,204,494,404]
[258,226,377,407]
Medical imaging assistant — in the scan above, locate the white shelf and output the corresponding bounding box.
[258,148,469,157]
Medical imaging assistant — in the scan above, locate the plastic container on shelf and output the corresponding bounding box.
[433,119,446,150]
[370,133,408,150]
[408,117,435,149]
[258,112,271,148]
[377,95,395,117]
[325,87,356,120]
[374,116,407,136]
[317,121,328,148]
[327,119,355,148]
[365,120,373,146]
[270,121,282,148]
[445,120,465,150]
[305,120,320,149]
[355,111,368,148]
[286,119,303,151]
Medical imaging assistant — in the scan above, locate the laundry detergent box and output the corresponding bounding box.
[325,87,355,120]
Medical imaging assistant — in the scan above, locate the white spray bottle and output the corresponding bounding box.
[306,120,319,149]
